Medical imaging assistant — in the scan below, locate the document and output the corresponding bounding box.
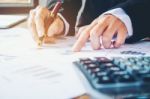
[0,57,86,99]
[0,28,86,99]
[0,28,149,99]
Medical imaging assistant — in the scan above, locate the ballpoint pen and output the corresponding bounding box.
[38,1,62,46]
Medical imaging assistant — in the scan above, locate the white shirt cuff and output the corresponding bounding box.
[102,8,133,37]
[57,13,70,36]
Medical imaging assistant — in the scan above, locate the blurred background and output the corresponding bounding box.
[0,0,47,29]
[0,0,47,14]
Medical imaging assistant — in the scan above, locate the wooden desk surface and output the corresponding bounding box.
[15,21,91,99]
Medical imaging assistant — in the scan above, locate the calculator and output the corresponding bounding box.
[73,57,150,95]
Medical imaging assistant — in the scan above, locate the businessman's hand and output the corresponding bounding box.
[28,6,64,44]
[72,14,128,52]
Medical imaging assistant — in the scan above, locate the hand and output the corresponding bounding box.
[72,14,128,52]
[28,6,64,44]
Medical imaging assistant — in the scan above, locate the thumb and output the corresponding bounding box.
[47,16,64,37]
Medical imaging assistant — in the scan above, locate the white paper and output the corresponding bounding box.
[0,28,149,99]
[0,58,86,99]
[0,28,86,99]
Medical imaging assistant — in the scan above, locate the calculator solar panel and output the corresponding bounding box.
[73,57,150,95]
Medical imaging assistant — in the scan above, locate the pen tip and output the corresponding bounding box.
[38,40,42,46]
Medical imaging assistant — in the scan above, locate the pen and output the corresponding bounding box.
[38,1,62,46]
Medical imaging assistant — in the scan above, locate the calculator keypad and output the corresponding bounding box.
[74,57,150,94]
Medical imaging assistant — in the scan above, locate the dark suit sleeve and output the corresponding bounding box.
[46,0,150,41]
[77,0,115,28]
[114,0,150,43]
[46,0,82,35]
[77,0,150,43]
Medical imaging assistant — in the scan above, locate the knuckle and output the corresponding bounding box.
[104,14,112,20]
[105,15,111,19]
[103,15,116,24]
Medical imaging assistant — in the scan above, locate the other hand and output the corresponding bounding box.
[72,14,128,52]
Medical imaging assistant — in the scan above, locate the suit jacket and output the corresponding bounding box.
[47,0,150,43]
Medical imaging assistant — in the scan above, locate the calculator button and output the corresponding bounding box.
[98,76,114,84]
[102,63,117,68]
[80,58,93,65]
[113,58,125,65]
[109,67,120,71]
[93,71,108,78]
[84,63,98,69]
[111,71,128,79]
[88,68,101,75]
[142,74,150,82]
[117,74,135,82]
[135,70,150,77]
[95,57,112,63]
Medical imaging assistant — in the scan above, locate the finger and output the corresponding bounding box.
[75,25,88,39]
[72,21,98,52]
[28,9,41,44]
[35,6,49,37]
[89,18,108,50]
[102,21,118,49]
[72,29,90,52]
[47,16,64,37]
[114,25,127,48]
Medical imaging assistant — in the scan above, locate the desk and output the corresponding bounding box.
[14,21,90,99]
[5,20,150,99]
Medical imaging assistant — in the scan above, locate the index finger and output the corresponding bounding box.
[72,21,98,52]
[28,9,42,46]
[72,29,89,52]
[35,6,50,37]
